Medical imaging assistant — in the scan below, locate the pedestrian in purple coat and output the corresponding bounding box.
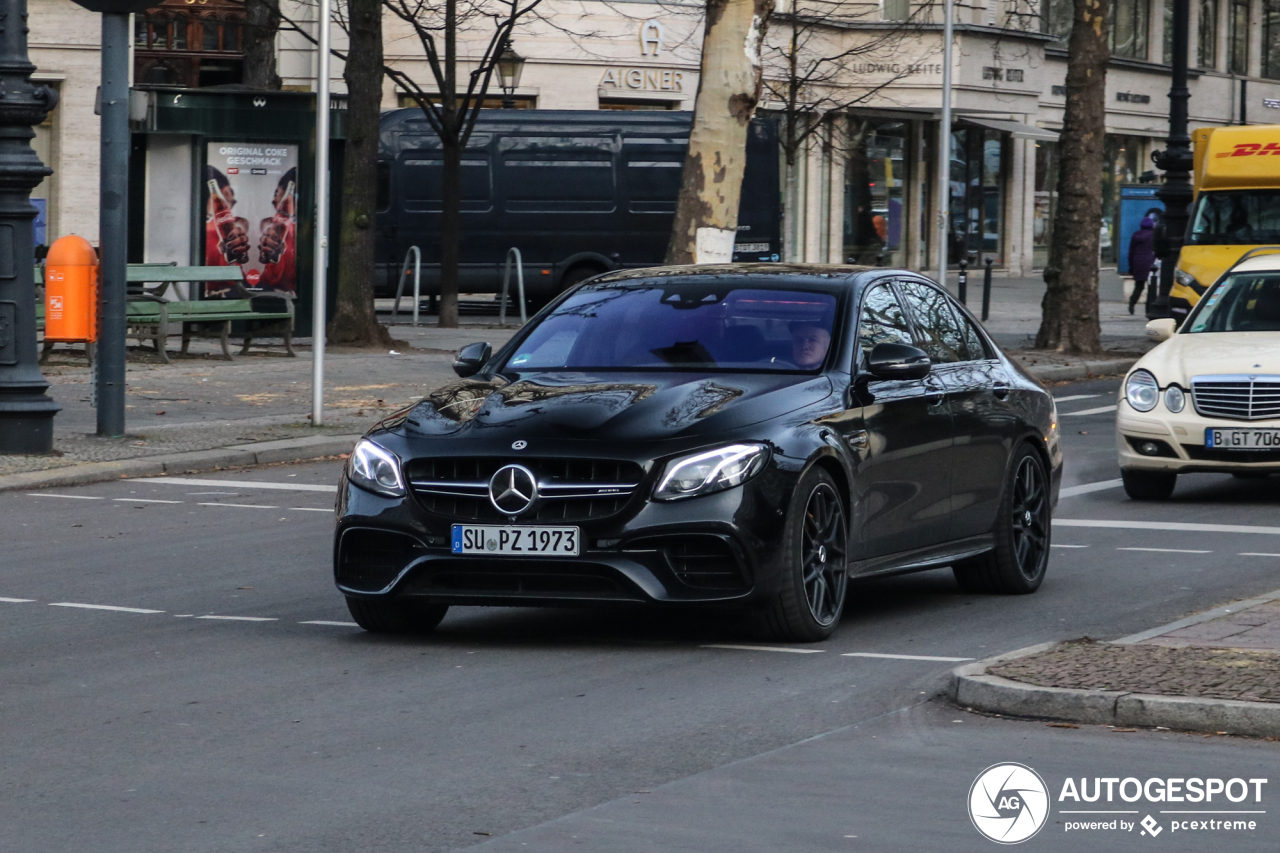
[1128,215,1157,313]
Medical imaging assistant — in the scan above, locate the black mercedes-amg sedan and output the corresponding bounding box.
[334,265,1062,641]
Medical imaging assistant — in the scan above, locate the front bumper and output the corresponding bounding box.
[333,473,793,607]
[1117,402,1280,473]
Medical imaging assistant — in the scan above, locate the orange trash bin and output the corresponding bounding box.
[45,235,99,342]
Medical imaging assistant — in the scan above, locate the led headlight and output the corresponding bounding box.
[653,444,768,501]
[1125,370,1159,413]
[348,439,406,497]
[1174,269,1199,289]
[1164,384,1186,413]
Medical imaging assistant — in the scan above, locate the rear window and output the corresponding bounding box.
[503,284,839,372]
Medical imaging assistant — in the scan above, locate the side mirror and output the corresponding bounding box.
[866,342,932,381]
[452,341,492,378]
[1145,318,1177,343]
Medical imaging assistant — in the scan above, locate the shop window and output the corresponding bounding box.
[1041,0,1073,42]
[1102,135,1149,263]
[844,120,908,266]
[1200,0,1219,68]
[1033,141,1058,270]
[1110,0,1150,59]
[1163,0,1173,64]
[1230,0,1249,74]
[1265,2,1280,79]
[939,126,1004,267]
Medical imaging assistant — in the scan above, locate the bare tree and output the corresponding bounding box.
[381,0,547,327]
[761,1,930,262]
[1035,0,1107,352]
[244,0,284,90]
[666,0,775,265]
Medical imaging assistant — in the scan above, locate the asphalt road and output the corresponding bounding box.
[3,378,1278,852]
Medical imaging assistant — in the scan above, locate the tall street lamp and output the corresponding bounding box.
[0,0,60,452]
[497,41,525,109]
[1150,0,1193,319]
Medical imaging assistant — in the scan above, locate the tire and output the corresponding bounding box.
[953,444,1051,595]
[1121,468,1177,500]
[753,467,849,642]
[345,596,448,634]
[528,265,603,312]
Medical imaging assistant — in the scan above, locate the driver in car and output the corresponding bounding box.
[790,321,831,369]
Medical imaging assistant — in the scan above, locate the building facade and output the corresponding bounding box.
[26,0,1280,277]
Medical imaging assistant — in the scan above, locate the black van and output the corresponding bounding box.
[374,109,781,300]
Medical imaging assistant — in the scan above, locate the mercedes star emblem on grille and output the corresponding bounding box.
[489,464,538,515]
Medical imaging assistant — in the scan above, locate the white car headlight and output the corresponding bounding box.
[1164,385,1186,413]
[1174,269,1199,289]
[348,439,406,497]
[1125,370,1159,412]
[653,444,768,501]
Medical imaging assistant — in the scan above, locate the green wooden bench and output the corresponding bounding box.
[124,266,296,363]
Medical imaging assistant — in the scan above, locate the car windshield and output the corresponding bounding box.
[1187,191,1280,245]
[1185,271,1280,333]
[503,284,839,372]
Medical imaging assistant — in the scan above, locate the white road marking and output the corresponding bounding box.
[0,597,35,603]
[1057,518,1280,535]
[841,652,974,662]
[701,644,825,654]
[197,502,279,510]
[1118,546,1213,554]
[148,477,337,493]
[49,602,163,614]
[112,498,183,504]
[1052,394,1102,403]
[1241,552,1280,557]
[1061,404,1118,417]
[301,620,360,627]
[195,615,279,622]
[29,493,104,500]
[287,507,332,513]
[1051,544,1089,548]
[1058,479,1124,498]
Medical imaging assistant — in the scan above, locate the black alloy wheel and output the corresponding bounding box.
[953,443,1050,594]
[754,467,848,642]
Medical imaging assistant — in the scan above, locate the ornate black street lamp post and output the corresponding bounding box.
[0,0,60,453]
[1150,0,1193,319]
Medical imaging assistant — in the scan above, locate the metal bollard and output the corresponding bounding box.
[957,257,968,304]
[982,256,993,321]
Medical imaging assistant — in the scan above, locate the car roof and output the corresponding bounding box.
[589,263,881,289]
[1227,252,1280,275]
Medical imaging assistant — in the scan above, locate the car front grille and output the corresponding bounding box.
[1191,375,1280,421]
[405,457,645,522]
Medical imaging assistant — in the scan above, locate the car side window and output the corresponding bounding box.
[953,307,989,361]
[897,281,966,365]
[857,283,915,364]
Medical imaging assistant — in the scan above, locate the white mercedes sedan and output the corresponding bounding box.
[1117,253,1280,499]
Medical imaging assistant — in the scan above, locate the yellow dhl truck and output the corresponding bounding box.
[1170,125,1280,319]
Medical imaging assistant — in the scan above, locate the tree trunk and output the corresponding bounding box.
[439,140,461,327]
[329,0,391,346]
[243,0,282,91]
[1035,0,1107,353]
[666,0,775,264]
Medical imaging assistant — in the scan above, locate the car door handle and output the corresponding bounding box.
[993,382,1011,400]
[924,382,946,406]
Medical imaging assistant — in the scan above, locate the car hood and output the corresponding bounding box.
[1134,332,1280,383]
[396,371,834,442]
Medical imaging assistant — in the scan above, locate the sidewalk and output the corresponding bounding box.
[1,272,1148,488]
[950,590,1280,737]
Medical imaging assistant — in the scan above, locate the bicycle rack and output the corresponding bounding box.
[499,246,527,326]
[392,245,422,326]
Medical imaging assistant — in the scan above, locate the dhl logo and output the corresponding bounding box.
[1217,142,1280,157]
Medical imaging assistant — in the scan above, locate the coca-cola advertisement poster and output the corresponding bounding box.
[203,142,299,296]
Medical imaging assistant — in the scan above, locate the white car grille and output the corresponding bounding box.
[1191,375,1280,421]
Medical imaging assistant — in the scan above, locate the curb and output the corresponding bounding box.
[0,434,362,494]
[949,643,1280,738]
[1020,357,1138,383]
